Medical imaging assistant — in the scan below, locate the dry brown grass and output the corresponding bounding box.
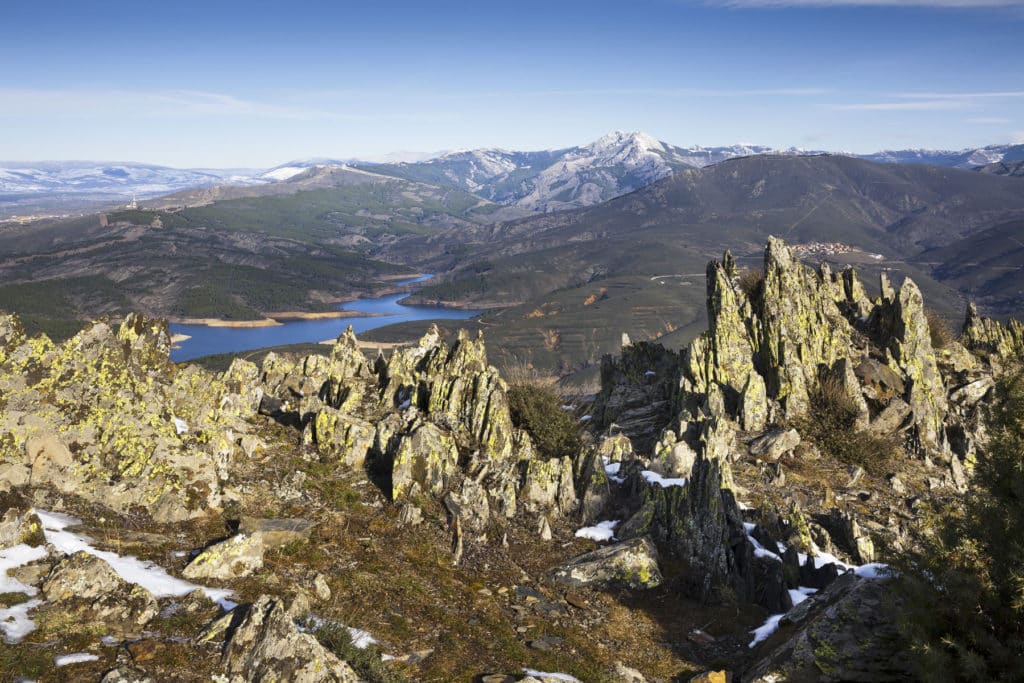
[795,377,901,476]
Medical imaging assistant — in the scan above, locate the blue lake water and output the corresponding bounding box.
[169,275,479,362]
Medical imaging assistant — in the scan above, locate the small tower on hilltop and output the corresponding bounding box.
[126,193,138,210]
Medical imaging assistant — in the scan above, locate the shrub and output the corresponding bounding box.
[736,268,765,299]
[925,308,955,349]
[896,373,1024,681]
[311,620,407,683]
[507,381,582,460]
[795,377,899,476]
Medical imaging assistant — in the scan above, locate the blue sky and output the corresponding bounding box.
[1,0,1022,167]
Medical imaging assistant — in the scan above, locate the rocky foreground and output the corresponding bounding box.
[0,237,1021,682]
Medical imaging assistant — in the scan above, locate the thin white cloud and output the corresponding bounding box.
[1013,131,1024,143]
[0,88,336,121]
[827,100,975,111]
[896,91,1024,99]
[704,0,1024,7]
[968,117,1012,123]
[446,87,834,99]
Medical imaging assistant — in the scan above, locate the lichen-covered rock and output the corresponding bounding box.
[550,536,662,589]
[42,551,158,635]
[961,302,1024,362]
[311,408,376,468]
[882,278,948,449]
[520,456,576,518]
[743,573,911,682]
[618,451,749,602]
[0,312,261,521]
[748,429,801,461]
[220,596,360,682]
[183,533,267,580]
[757,238,855,418]
[0,506,45,548]
[574,446,611,525]
[389,421,460,500]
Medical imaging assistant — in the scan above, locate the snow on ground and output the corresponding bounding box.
[36,509,235,608]
[522,669,582,682]
[173,417,189,435]
[0,598,43,644]
[0,543,50,643]
[574,520,619,542]
[642,470,687,488]
[54,653,99,667]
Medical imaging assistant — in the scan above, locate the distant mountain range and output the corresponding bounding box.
[2,135,1023,218]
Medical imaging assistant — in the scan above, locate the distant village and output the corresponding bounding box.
[790,241,885,261]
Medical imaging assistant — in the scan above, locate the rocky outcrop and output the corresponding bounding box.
[220,596,360,682]
[961,302,1024,363]
[0,313,263,521]
[592,341,681,454]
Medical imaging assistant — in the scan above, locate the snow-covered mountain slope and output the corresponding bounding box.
[357,132,831,213]
[859,144,1024,169]
[0,161,260,199]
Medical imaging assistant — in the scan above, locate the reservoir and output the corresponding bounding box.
[169,275,479,362]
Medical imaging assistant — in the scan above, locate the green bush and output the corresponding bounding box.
[736,267,765,299]
[507,382,582,460]
[896,373,1024,681]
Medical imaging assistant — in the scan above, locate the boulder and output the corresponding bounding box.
[183,533,267,580]
[748,429,801,461]
[550,536,662,589]
[743,573,912,682]
[42,551,158,635]
[221,596,360,682]
[238,517,316,548]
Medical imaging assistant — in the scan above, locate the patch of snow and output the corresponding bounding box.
[54,653,99,667]
[604,461,625,484]
[643,370,656,377]
[347,626,377,649]
[0,598,43,644]
[523,670,582,683]
[749,613,784,648]
[35,509,234,609]
[0,544,50,643]
[260,166,309,181]
[788,588,811,606]
[578,415,592,422]
[641,470,687,488]
[0,544,48,595]
[561,404,574,411]
[575,520,620,542]
[173,417,189,435]
[854,563,893,579]
[742,523,782,563]
[100,635,121,646]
